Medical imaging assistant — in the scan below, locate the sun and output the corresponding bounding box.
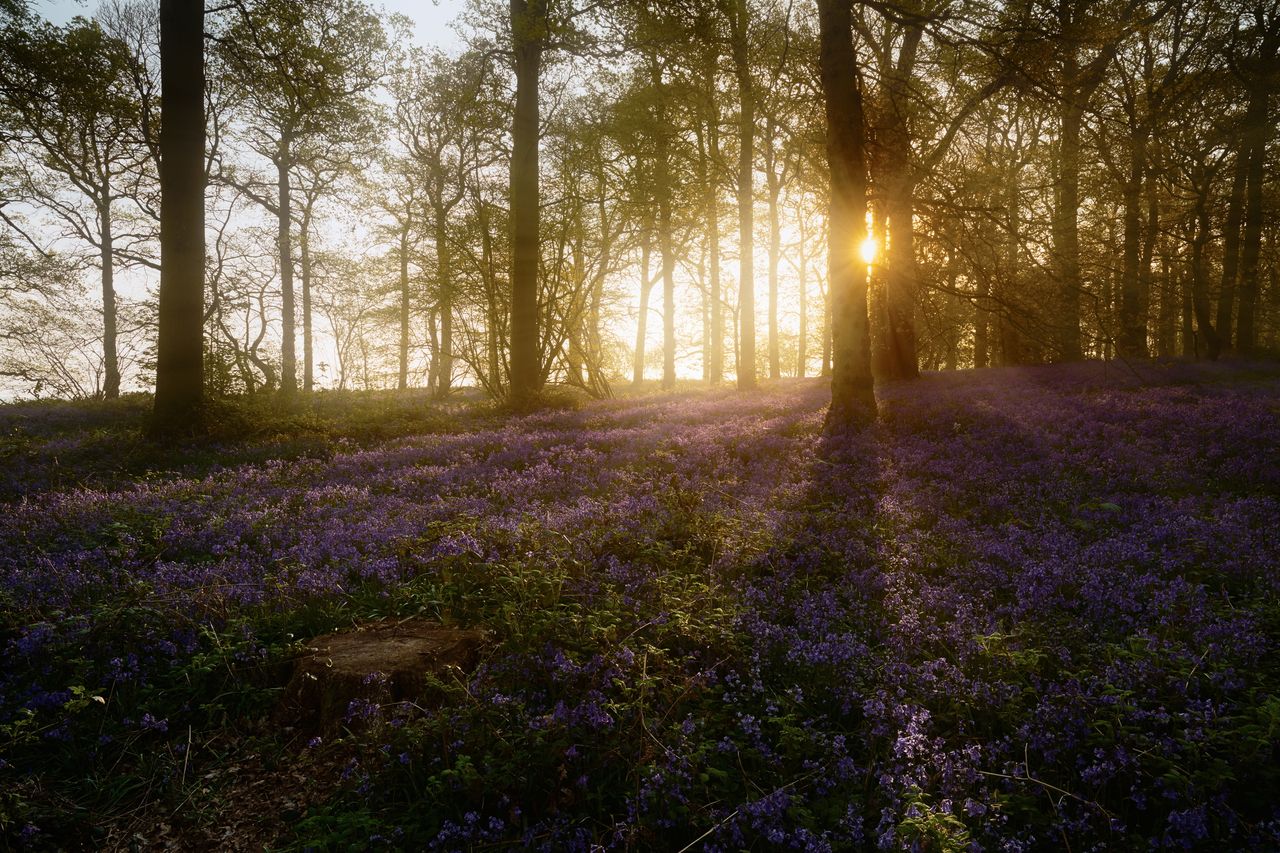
[860,235,877,265]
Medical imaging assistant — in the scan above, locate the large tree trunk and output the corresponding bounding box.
[398,226,410,390]
[276,148,296,394]
[728,0,755,390]
[818,0,874,426]
[882,168,919,379]
[153,0,205,431]
[508,0,544,403]
[99,190,120,399]
[1236,86,1269,354]
[877,24,922,381]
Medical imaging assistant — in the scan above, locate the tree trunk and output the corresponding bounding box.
[797,214,808,378]
[1156,236,1176,358]
[153,0,205,431]
[398,226,410,390]
[300,209,314,392]
[729,0,755,390]
[99,191,120,399]
[1119,130,1147,357]
[765,116,781,381]
[656,88,676,390]
[1054,93,1084,361]
[1139,156,1159,354]
[883,168,919,378]
[877,23,922,381]
[276,148,296,394]
[1236,86,1269,354]
[508,0,544,403]
[1190,176,1219,358]
[1214,146,1247,352]
[634,225,652,387]
[818,0,874,426]
[436,204,453,396]
[426,307,440,394]
[479,201,504,395]
[702,106,723,385]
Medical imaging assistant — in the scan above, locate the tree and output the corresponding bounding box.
[725,0,757,390]
[818,0,874,426]
[507,0,547,404]
[1,16,155,398]
[396,48,497,397]
[1231,1,1279,354]
[152,0,205,433]
[217,0,386,394]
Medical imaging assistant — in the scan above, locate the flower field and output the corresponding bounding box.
[2,361,1279,850]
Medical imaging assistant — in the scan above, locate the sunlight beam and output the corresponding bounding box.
[860,235,877,265]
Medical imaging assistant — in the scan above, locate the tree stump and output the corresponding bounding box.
[278,619,487,734]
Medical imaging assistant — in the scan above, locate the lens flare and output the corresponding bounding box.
[860,236,877,265]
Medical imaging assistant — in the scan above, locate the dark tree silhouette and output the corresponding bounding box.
[152,0,205,433]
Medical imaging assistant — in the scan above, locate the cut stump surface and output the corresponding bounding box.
[279,619,487,733]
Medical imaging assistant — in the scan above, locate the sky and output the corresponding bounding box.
[34,0,468,52]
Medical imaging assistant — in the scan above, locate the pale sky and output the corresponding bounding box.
[34,0,468,52]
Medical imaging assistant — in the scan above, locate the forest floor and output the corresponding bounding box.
[2,360,1279,851]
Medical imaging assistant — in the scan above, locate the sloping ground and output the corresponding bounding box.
[1,361,1279,850]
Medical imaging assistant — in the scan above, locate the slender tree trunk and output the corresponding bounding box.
[1178,218,1195,356]
[1214,147,1247,352]
[508,0,544,403]
[699,240,709,383]
[974,274,990,368]
[436,204,453,396]
[153,0,205,431]
[702,108,723,385]
[656,93,676,390]
[1156,236,1176,358]
[479,200,503,394]
[1140,156,1159,354]
[1054,93,1084,361]
[634,225,652,387]
[818,0,874,426]
[821,273,832,377]
[300,210,314,392]
[1190,176,1219,358]
[1119,130,1147,357]
[398,225,410,390]
[276,147,296,394]
[426,307,440,394]
[1237,86,1269,354]
[729,0,755,390]
[797,215,808,378]
[99,191,120,399]
[765,117,781,380]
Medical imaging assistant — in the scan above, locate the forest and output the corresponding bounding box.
[0,0,1278,849]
